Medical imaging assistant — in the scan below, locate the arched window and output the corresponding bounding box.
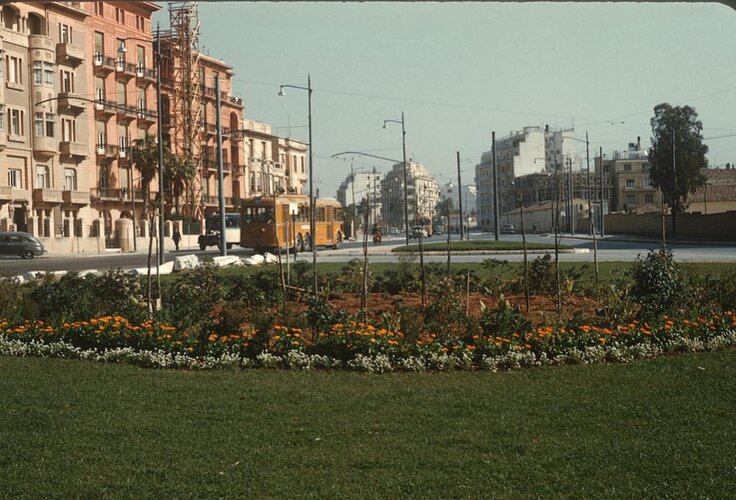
[2,6,21,32]
[28,12,45,35]
[36,164,50,189]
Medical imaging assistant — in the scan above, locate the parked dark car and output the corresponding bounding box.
[0,232,46,259]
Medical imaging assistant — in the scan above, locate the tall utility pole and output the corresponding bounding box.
[585,132,599,283]
[215,75,226,256]
[599,146,605,237]
[350,162,356,240]
[492,131,499,240]
[457,151,463,240]
[672,128,677,239]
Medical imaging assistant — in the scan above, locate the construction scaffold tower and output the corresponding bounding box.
[161,1,202,221]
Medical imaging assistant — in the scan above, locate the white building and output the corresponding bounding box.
[381,161,439,231]
[476,126,579,232]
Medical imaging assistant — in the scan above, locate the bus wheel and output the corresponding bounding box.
[227,243,233,249]
[304,234,312,252]
[199,243,206,251]
[297,234,304,252]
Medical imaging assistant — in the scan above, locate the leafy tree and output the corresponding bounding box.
[648,103,708,237]
[165,153,197,216]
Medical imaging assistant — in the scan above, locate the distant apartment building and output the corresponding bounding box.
[686,167,736,214]
[242,119,307,198]
[475,126,577,231]
[597,138,661,213]
[440,181,477,231]
[381,161,439,230]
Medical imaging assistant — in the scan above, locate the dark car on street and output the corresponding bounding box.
[500,224,515,235]
[0,232,46,259]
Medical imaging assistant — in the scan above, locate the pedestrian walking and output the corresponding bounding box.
[172,228,181,251]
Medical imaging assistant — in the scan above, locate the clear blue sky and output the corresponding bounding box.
[154,2,736,196]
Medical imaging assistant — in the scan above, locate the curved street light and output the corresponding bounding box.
[382,113,410,245]
[278,75,316,296]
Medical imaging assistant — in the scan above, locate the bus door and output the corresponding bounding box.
[326,207,333,244]
[280,205,290,248]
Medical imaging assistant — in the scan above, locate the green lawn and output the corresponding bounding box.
[2,352,735,497]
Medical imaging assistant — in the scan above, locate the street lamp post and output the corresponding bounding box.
[119,28,165,264]
[279,75,316,295]
[383,113,409,245]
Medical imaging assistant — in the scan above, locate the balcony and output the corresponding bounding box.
[229,129,243,142]
[0,186,30,203]
[222,162,232,173]
[56,42,84,65]
[137,107,157,125]
[115,59,136,80]
[90,187,123,201]
[96,143,118,159]
[116,104,138,122]
[33,188,64,205]
[59,141,89,159]
[203,86,217,100]
[93,53,115,74]
[135,64,156,84]
[33,136,57,158]
[62,190,90,205]
[94,99,117,118]
[57,92,86,114]
[202,195,219,206]
[203,158,218,172]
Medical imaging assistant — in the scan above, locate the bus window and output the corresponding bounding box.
[298,205,308,223]
[335,207,343,222]
[242,206,274,224]
[318,207,326,222]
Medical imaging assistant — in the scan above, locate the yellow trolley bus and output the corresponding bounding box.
[240,194,344,252]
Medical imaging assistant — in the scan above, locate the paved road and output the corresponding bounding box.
[1,232,734,276]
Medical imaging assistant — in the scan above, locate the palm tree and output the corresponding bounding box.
[130,134,160,217]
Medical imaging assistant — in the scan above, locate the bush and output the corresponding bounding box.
[26,273,98,325]
[629,249,687,319]
[160,265,224,330]
[478,295,532,339]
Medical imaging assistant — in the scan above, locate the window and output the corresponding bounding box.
[8,108,24,137]
[138,89,147,112]
[60,69,74,93]
[96,120,106,147]
[33,61,42,85]
[94,31,104,54]
[625,179,635,188]
[644,178,653,188]
[626,194,636,204]
[301,157,305,173]
[36,165,50,189]
[645,194,655,204]
[117,80,126,104]
[623,163,632,171]
[118,124,129,152]
[35,113,55,138]
[95,76,105,102]
[61,117,76,142]
[64,168,77,191]
[249,172,256,191]
[136,15,144,31]
[59,23,72,43]
[8,55,22,84]
[115,7,125,24]
[0,107,4,131]
[44,62,53,85]
[136,46,145,70]
[94,2,103,16]
[642,163,650,172]
[8,169,22,188]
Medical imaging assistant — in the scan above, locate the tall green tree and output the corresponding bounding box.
[130,134,160,216]
[648,103,708,237]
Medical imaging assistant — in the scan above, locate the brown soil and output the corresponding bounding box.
[326,291,602,326]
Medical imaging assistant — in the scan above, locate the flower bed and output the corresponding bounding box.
[2,312,736,373]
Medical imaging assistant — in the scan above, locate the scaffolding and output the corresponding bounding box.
[163,1,202,221]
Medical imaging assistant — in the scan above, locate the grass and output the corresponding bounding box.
[393,239,568,252]
[2,351,736,497]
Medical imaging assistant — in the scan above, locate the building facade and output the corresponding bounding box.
[381,161,439,230]
[0,2,310,253]
[475,126,578,232]
[598,139,661,213]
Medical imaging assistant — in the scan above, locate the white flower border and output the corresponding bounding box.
[2,329,735,373]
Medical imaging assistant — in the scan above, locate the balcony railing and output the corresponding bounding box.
[93,53,115,72]
[135,63,156,83]
[96,143,118,158]
[33,188,64,204]
[57,92,86,114]
[116,104,138,121]
[137,107,157,123]
[91,187,123,200]
[56,42,84,64]
[202,195,219,206]
[59,141,88,158]
[62,190,90,205]
[94,99,117,116]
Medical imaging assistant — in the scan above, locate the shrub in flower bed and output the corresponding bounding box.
[1,311,736,373]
